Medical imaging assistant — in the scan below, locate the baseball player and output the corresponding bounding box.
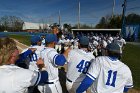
[22,35,45,71]
[76,42,133,93]
[0,37,48,93]
[38,34,70,93]
[115,36,126,50]
[66,36,95,93]
[40,34,46,47]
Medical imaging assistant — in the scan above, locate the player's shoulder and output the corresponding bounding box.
[42,47,54,51]
[4,65,34,74]
[21,48,28,53]
[122,63,132,72]
[31,45,44,49]
[86,52,95,59]
[69,48,79,54]
[15,65,34,73]
[93,56,107,65]
[42,47,57,55]
[71,48,79,52]
[95,56,106,60]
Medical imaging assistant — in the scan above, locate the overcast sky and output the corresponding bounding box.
[0,0,139,25]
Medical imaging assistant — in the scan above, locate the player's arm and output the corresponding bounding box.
[38,71,48,84]
[123,84,133,92]
[53,54,67,66]
[76,57,101,93]
[29,70,48,86]
[49,48,71,66]
[76,76,94,93]
[29,58,48,85]
[123,87,130,93]
[123,69,133,93]
[16,48,37,63]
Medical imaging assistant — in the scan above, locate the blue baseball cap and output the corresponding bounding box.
[45,34,58,43]
[106,42,122,53]
[79,36,89,46]
[30,35,41,44]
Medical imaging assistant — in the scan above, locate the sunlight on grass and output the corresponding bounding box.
[122,44,140,89]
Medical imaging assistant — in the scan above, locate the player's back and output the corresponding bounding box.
[41,47,59,81]
[22,45,45,71]
[22,45,45,61]
[0,65,38,93]
[90,56,133,93]
[67,49,95,82]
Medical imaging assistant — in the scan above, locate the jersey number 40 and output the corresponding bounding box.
[29,53,38,61]
[76,60,91,74]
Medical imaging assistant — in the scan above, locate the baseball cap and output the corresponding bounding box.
[30,35,41,44]
[45,34,58,43]
[50,23,60,29]
[106,42,122,53]
[79,36,89,46]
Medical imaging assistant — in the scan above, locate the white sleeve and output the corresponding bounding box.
[48,49,59,65]
[17,69,41,87]
[30,71,41,86]
[125,69,133,88]
[123,39,126,45]
[67,50,73,63]
[86,58,101,80]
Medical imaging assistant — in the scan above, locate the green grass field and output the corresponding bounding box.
[9,34,31,46]
[122,44,140,89]
[10,34,140,90]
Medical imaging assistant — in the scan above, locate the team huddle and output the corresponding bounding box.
[0,25,133,93]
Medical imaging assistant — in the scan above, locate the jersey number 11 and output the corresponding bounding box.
[106,70,117,87]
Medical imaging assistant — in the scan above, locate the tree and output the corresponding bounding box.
[95,13,140,29]
[95,15,122,29]
[0,16,9,31]
[109,15,122,28]
[126,13,140,25]
[0,16,24,32]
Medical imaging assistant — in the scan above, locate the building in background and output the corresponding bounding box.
[22,22,49,32]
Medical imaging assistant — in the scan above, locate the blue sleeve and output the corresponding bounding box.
[76,76,94,93]
[123,87,129,92]
[38,71,48,84]
[54,54,66,66]
[20,50,32,59]
[16,50,32,63]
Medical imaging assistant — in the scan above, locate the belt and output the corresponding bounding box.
[66,78,72,82]
[45,82,54,84]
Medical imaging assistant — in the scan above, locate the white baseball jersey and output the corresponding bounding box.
[22,45,45,71]
[116,38,126,48]
[67,49,95,82]
[66,49,95,92]
[41,47,60,81]
[109,36,113,41]
[0,65,40,93]
[41,38,45,46]
[74,40,79,49]
[87,56,133,93]
[39,47,63,93]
